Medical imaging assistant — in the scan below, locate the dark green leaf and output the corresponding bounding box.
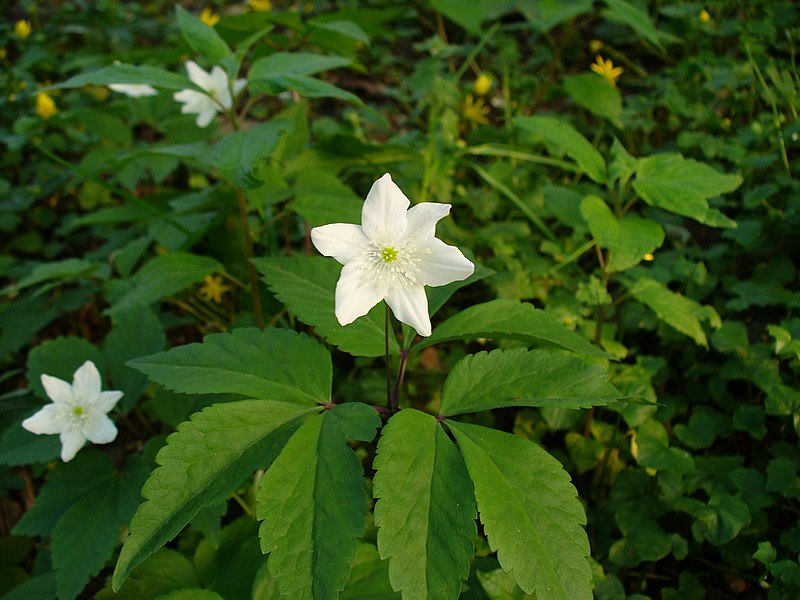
[633,421,694,474]
[208,121,287,189]
[249,52,352,79]
[175,5,232,63]
[52,64,193,92]
[563,73,622,128]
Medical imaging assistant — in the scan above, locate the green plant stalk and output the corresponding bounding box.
[236,187,266,330]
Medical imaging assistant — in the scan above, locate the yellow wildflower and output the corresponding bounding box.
[199,8,220,26]
[643,253,654,261]
[590,55,623,87]
[0,48,7,60]
[589,39,603,53]
[36,92,57,119]
[462,94,490,126]
[199,275,232,304]
[473,73,492,96]
[249,0,272,11]
[699,9,711,23]
[15,20,32,39]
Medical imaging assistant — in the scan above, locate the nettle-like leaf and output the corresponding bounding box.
[256,403,381,600]
[563,73,623,128]
[415,299,604,356]
[515,116,606,183]
[129,328,330,405]
[112,400,317,590]
[446,421,592,600]
[440,348,619,417]
[580,195,665,273]
[175,5,232,64]
[254,256,396,357]
[632,153,741,228]
[373,409,476,600]
[208,120,287,189]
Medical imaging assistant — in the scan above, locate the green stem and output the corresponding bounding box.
[385,305,392,411]
[235,187,265,329]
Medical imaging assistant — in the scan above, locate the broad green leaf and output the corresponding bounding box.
[194,517,264,600]
[447,421,592,599]
[109,252,221,315]
[515,116,606,183]
[373,409,476,600]
[252,74,363,105]
[440,348,619,417]
[563,73,622,128]
[0,421,61,466]
[249,52,352,79]
[52,64,193,92]
[426,263,494,320]
[632,153,741,227]
[627,277,721,347]
[99,548,198,600]
[26,336,105,401]
[175,6,232,64]
[157,590,225,600]
[340,544,399,600]
[112,400,316,590]
[254,256,397,357]
[633,421,694,475]
[129,328,330,405]
[691,493,751,546]
[415,299,604,356]
[518,0,593,32]
[1,258,101,296]
[602,0,681,51]
[1,572,56,600]
[290,170,363,227]
[430,0,513,33]
[580,195,664,272]
[257,403,380,600]
[208,120,287,189]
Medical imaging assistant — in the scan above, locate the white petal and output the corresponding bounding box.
[311,223,370,264]
[59,429,86,462]
[22,405,64,435]
[334,260,387,326]
[72,360,102,403]
[415,238,475,287]
[195,107,218,127]
[109,83,158,97]
[185,60,211,90]
[233,78,247,96]
[209,66,233,109]
[405,202,451,240]
[361,173,410,243]
[83,411,118,445]
[40,374,73,404]
[94,390,123,413]
[386,285,431,337]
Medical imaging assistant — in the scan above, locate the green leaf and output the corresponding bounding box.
[1,572,57,600]
[157,590,225,600]
[26,336,105,401]
[602,0,681,51]
[254,256,397,357]
[249,52,352,79]
[430,0,512,33]
[253,74,363,105]
[440,348,619,417]
[627,277,721,347]
[633,421,694,474]
[426,263,494,320]
[563,73,622,128]
[632,153,741,227]
[580,195,664,272]
[1,258,101,296]
[112,400,316,591]
[515,116,606,183]
[415,299,604,356]
[290,171,363,227]
[208,121,287,189]
[109,252,221,315]
[373,409,476,600]
[518,0,594,33]
[129,328,330,405]
[340,544,399,600]
[257,403,380,600]
[175,5,232,64]
[194,517,264,600]
[447,421,592,599]
[99,548,199,600]
[52,64,193,92]
[0,424,61,466]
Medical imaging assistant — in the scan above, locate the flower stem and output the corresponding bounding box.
[385,305,392,410]
[235,187,266,329]
[390,349,409,413]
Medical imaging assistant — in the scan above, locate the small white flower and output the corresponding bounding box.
[22,360,123,462]
[108,83,159,97]
[311,173,474,337]
[172,60,246,128]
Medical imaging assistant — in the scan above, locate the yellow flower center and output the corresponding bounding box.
[72,406,84,417]
[381,246,399,262]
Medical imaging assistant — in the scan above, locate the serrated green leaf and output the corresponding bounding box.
[194,517,264,600]
[447,421,591,599]
[440,348,619,417]
[52,64,193,92]
[632,153,741,227]
[415,299,604,356]
[257,403,380,600]
[254,256,397,357]
[99,548,199,600]
[373,409,476,600]
[633,421,694,474]
[580,195,664,272]
[113,400,316,591]
[563,73,622,128]
[262,74,364,105]
[290,171,362,227]
[129,328,330,404]
[208,121,287,189]
[175,5,232,64]
[0,420,61,466]
[340,544,399,600]
[627,277,720,347]
[249,52,352,79]
[109,252,221,315]
[26,336,105,401]
[515,116,606,183]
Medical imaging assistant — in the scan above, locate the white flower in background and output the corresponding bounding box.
[311,173,475,337]
[108,83,158,97]
[22,360,123,462]
[172,60,246,127]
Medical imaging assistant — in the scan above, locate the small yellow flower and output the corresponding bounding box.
[590,55,624,87]
[199,275,232,304]
[15,20,32,39]
[249,0,272,11]
[589,39,603,53]
[473,73,492,96]
[643,253,654,261]
[36,92,57,119]
[462,94,490,126]
[699,9,711,23]
[199,8,220,26]
[0,48,7,60]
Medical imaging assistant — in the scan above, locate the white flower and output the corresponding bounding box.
[22,360,123,462]
[108,83,159,97]
[311,173,474,337]
[172,60,246,128]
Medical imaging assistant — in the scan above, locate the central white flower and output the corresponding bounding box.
[311,173,475,337]
[22,360,123,462]
[172,60,246,128]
